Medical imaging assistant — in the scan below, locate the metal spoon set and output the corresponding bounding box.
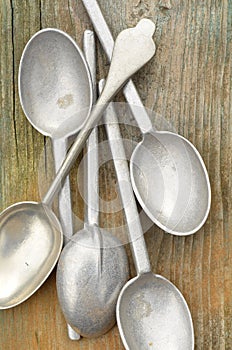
[0,1,211,349]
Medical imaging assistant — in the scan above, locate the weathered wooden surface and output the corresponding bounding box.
[0,0,231,349]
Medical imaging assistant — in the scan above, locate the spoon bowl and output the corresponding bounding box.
[131,131,211,235]
[57,226,129,338]
[19,28,92,139]
[0,202,62,309]
[117,272,194,350]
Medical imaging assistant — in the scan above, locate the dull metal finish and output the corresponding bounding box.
[19,28,92,139]
[130,128,211,236]
[56,30,129,339]
[0,19,156,309]
[82,0,211,235]
[100,81,194,349]
[0,202,63,309]
[56,226,129,338]
[118,273,194,350]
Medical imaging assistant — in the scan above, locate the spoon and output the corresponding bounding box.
[19,28,92,246]
[82,0,211,235]
[99,79,194,349]
[56,30,129,338]
[18,28,93,340]
[0,19,156,309]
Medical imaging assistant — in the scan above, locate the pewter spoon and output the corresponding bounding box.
[56,31,129,339]
[19,28,93,340]
[0,19,156,309]
[99,80,194,349]
[19,28,92,247]
[82,0,211,235]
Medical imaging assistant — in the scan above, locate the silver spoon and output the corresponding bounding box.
[18,28,93,340]
[0,19,156,309]
[56,31,129,339]
[82,0,211,235]
[99,79,194,349]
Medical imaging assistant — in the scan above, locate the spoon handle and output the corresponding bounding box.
[52,138,73,246]
[42,20,156,207]
[99,19,156,104]
[83,30,99,227]
[52,138,80,340]
[99,80,151,275]
[64,30,98,341]
[81,0,154,134]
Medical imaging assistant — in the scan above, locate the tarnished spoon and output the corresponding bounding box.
[82,0,211,235]
[99,79,194,349]
[19,28,92,246]
[0,19,156,309]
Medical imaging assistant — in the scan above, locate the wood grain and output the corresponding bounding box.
[0,0,231,349]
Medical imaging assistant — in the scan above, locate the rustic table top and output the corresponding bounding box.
[0,0,231,349]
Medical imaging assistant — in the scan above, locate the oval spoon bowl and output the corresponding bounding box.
[117,272,194,350]
[131,131,211,235]
[0,202,63,309]
[57,226,129,338]
[19,28,93,139]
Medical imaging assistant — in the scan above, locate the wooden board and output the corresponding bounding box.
[0,0,231,349]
